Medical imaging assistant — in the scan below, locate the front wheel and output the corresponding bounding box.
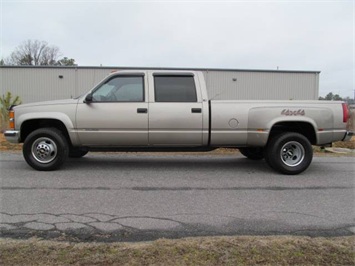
[23,128,69,171]
[265,132,313,175]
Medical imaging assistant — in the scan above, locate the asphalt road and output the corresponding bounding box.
[1,151,354,242]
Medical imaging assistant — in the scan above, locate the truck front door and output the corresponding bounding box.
[76,74,148,146]
[148,73,203,146]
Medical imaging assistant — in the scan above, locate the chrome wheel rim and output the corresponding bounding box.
[280,141,305,167]
[31,137,57,164]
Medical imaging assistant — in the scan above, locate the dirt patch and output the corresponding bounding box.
[333,137,355,149]
[0,133,22,151]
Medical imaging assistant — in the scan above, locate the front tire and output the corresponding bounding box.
[23,128,69,171]
[265,132,313,175]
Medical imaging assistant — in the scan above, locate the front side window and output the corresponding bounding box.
[154,75,197,102]
[92,76,144,102]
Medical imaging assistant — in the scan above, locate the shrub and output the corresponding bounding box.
[0,91,22,132]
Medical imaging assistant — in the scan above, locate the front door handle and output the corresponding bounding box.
[191,108,202,113]
[137,108,148,114]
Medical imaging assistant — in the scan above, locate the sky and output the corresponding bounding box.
[1,0,354,98]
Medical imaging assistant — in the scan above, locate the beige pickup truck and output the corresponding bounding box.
[4,70,353,174]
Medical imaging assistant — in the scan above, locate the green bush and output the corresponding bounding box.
[0,91,22,132]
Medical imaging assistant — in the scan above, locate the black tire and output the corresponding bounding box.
[69,148,88,158]
[239,148,264,160]
[265,132,313,175]
[23,128,69,171]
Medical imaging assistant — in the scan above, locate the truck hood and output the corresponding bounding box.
[13,98,79,110]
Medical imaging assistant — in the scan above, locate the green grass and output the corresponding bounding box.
[1,236,354,265]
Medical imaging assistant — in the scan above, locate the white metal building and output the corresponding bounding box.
[0,66,320,103]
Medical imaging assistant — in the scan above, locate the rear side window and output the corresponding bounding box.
[154,76,197,102]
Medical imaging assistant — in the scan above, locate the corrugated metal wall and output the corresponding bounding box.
[204,71,319,100]
[1,67,77,102]
[0,67,116,103]
[0,67,319,103]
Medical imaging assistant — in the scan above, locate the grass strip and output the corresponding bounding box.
[1,236,354,265]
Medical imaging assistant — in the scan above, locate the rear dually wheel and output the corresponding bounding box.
[265,132,313,175]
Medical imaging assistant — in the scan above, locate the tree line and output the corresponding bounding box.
[1,40,76,66]
[319,92,354,104]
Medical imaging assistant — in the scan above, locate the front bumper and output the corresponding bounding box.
[343,131,354,142]
[4,130,20,144]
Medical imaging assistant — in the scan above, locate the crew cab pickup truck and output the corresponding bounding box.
[4,70,353,174]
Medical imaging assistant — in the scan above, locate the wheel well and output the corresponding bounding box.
[269,122,316,145]
[20,119,72,146]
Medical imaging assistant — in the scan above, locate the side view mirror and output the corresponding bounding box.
[84,93,93,103]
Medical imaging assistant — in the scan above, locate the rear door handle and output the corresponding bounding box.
[191,108,202,113]
[137,108,148,113]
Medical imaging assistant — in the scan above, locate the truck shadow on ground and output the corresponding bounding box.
[64,154,315,176]
[66,155,268,171]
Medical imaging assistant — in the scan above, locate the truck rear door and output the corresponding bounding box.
[148,72,204,146]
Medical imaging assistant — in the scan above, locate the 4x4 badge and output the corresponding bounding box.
[281,109,305,116]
